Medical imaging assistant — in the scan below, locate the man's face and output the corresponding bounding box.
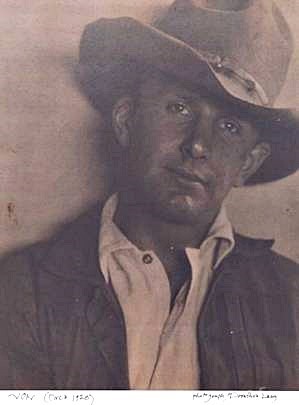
[114,71,269,224]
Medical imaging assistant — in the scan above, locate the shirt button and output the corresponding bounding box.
[142,254,153,264]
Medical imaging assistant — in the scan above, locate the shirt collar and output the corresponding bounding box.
[197,204,235,269]
[99,193,131,253]
[99,194,138,281]
[99,193,235,279]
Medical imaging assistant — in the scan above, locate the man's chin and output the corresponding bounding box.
[151,195,212,225]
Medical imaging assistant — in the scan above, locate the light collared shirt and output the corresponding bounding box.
[99,194,234,389]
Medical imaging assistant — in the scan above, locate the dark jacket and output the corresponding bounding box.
[0,205,299,390]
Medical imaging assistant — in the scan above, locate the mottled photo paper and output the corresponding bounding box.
[0,0,298,392]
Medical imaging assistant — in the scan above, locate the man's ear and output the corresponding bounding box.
[234,142,271,187]
[112,97,135,148]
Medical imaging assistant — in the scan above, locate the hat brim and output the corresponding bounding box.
[77,17,299,185]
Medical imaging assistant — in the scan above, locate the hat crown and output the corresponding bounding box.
[153,0,293,107]
[188,0,254,11]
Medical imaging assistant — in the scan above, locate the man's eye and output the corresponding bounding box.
[167,102,193,118]
[218,119,241,136]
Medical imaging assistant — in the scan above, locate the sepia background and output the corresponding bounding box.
[0,0,298,262]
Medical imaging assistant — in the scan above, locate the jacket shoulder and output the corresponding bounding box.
[0,202,102,276]
[0,243,43,303]
[225,233,299,295]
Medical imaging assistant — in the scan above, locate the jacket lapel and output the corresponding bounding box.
[86,282,129,389]
[41,203,129,388]
[198,256,256,389]
[198,234,275,389]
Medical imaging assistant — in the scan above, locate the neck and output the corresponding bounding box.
[114,194,219,253]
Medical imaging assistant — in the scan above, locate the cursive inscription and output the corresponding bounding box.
[8,393,35,401]
[192,391,278,402]
[8,392,94,405]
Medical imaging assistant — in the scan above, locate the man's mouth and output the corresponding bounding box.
[166,166,209,187]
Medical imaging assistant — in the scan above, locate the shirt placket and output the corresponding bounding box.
[115,249,170,389]
[148,243,218,389]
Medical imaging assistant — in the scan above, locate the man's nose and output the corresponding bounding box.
[180,123,212,161]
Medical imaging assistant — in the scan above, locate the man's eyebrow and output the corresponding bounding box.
[169,92,201,103]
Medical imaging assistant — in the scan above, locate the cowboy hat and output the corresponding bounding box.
[77,0,299,184]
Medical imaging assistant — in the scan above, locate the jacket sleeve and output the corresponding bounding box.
[0,248,55,389]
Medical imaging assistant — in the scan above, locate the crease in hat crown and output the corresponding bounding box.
[152,0,294,108]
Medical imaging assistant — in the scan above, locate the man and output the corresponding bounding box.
[0,0,298,390]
